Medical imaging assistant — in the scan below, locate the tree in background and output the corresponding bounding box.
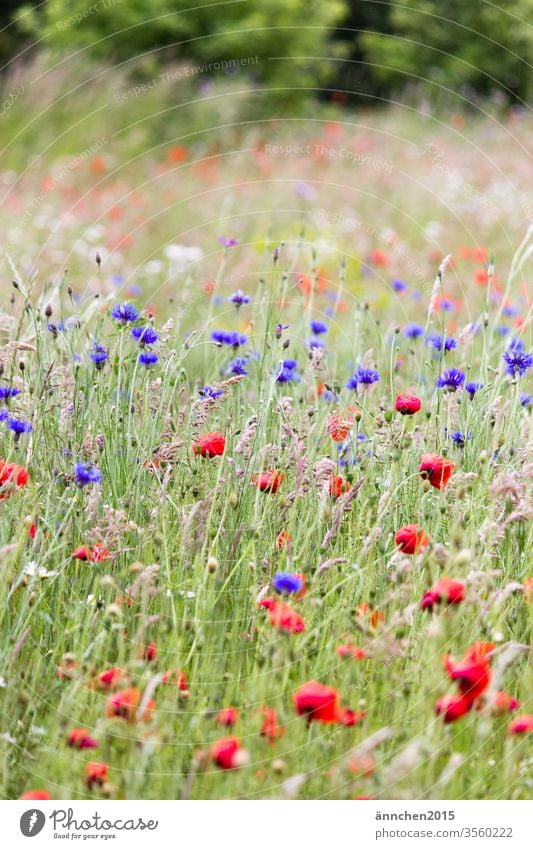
[360,0,533,105]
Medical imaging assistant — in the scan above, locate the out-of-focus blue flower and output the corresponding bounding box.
[307,337,325,350]
[110,303,140,324]
[392,279,407,293]
[74,462,101,486]
[90,342,108,368]
[227,357,248,376]
[403,323,424,339]
[8,418,32,435]
[436,368,465,391]
[218,236,238,248]
[465,381,483,399]
[495,326,510,336]
[272,572,303,594]
[211,330,248,348]
[139,351,159,367]
[199,385,223,399]
[310,320,328,335]
[228,290,250,307]
[520,392,531,408]
[426,333,457,352]
[275,322,289,339]
[132,325,159,347]
[0,386,20,400]
[347,367,380,389]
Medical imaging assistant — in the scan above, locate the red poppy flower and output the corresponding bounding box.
[523,577,533,601]
[395,394,421,415]
[329,474,349,498]
[106,687,154,722]
[0,460,29,499]
[96,667,125,689]
[85,762,108,788]
[465,641,495,663]
[445,655,491,703]
[260,708,286,742]
[482,691,519,716]
[20,789,51,800]
[370,249,389,267]
[259,597,305,634]
[29,522,37,539]
[72,545,110,563]
[347,754,375,777]
[217,707,238,727]
[67,728,98,749]
[395,524,429,555]
[293,681,340,723]
[338,707,366,727]
[193,431,226,458]
[508,715,533,734]
[421,577,465,611]
[419,453,455,489]
[142,641,157,662]
[276,530,292,550]
[210,737,247,769]
[336,645,366,660]
[435,694,472,723]
[251,470,284,493]
[161,669,189,692]
[356,604,385,629]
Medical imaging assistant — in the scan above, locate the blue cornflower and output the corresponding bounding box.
[426,333,457,352]
[199,385,223,399]
[495,326,510,336]
[0,386,20,400]
[437,298,455,312]
[131,325,159,347]
[218,236,238,248]
[48,322,66,336]
[90,342,108,368]
[392,279,407,293]
[502,304,518,317]
[321,389,340,402]
[436,368,465,391]
[211,330,247,348]
[228,290,250,307]
[227,357,248,376]
[520,393,532,408]
[275,322,289,339]
[8,418,32,435]
[110,303,140,324]
[138,351,159,367]
[403,323,424,339]
[507,338,524,353]
[307,337,325,350]
[347,367,380,390]
[275,360,300,383]
[74,462,101,486]
[450,430,470,447]
[272,572,304,594]
[503,348,533,377]
[465,381,483,399]
[310,320,328,335]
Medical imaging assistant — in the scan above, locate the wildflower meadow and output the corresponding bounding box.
[0,2,532,813]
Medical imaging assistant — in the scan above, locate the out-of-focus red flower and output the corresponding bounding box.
[168,145,188,163]
[435,694,472,723]
[72,544,110,563]
[329,474,349,498]
[473,246,488,263]
[161,669,189,692]
[465,641,495,663]
[293,681,340,723]
[67,728,99,749]
[370,249,389,267]
[106,687,154,722]
[96,667,125,689]
[29,522,37,539]
[217,707,238,727]
[259,597,305,634]
[395,394,421,415]
[347,754,375,777]
[20,789,51,800]
[395,524,429,555]
[142,641,157,662]
[276,530,292,550]
[356,604,385,629]
[251,470,284,493]
[260,708,285,742]
[56,660,78,680]
[337,644,366,660]
[445,655,491,703]
[508,715,533,734]
[327,413,354,441]
[523,577,533,601]
[481,691,519,716]
[85,762,108,788]
[421,577,465,611]
[0,460,29,499]
[210,737,247,769]
[338,707,365,727]
[419,453,455,489]
[193,431,226,458]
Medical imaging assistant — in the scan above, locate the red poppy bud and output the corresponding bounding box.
[142,641,157,662]
[395,394,421,415]
[276,530,292,550]
[395,524,429,554]
[419,453,455,489]
[260,708,285,742]
[193,431,226,458]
